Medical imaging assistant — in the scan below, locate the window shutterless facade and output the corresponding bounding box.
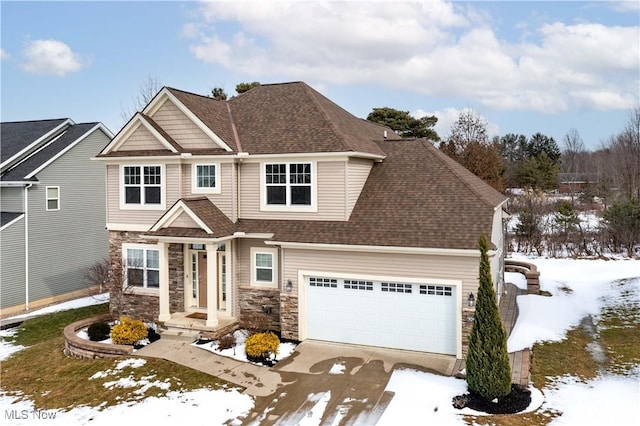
[192,163,220,194]
[122,165,162,207]
[124,245,159,289]
[264,162,312,206]
[45,186,60,211]
[250,247,278,287]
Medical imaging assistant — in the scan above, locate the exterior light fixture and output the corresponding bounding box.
[468,292,475,307]
[285,279,293,293]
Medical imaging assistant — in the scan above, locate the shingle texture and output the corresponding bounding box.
[1,122,99,181]
[1,119,69,162]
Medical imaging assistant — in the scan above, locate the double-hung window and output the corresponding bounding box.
[125,245,159,289]
[192,164,220,194]
[265,162,312,206]
[46,186,60,211]
[251,247,277,287]
[123,165,162,206]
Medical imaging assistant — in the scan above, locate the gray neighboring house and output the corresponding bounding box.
[1,118,112,314]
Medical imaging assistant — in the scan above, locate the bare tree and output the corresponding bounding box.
[84,258,140,318]
[561,128,586,202]
[120,76,162,125]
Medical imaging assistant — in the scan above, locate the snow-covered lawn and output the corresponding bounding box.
[1,257,639,425]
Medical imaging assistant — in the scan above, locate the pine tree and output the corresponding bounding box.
[466,234,512,400]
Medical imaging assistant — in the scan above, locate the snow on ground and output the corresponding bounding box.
[1,258,639,424]
[192,329,297,364]
[507,255,640,352]
[4,293,110,321]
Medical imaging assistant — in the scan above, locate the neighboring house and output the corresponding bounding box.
[1,119,112,315]
[97,82,508,359]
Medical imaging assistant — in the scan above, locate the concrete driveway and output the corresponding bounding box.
[241,340,457,426]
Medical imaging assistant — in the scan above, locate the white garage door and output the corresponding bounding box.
[305,276,457,355]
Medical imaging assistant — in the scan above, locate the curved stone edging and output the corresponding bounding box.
[505,259,540,294]
[63,313,134,359]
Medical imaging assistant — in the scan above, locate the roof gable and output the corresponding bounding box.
[100,113,181,154]
[1,123,111,182]
[1,118,73,170]
[149,197,236,238]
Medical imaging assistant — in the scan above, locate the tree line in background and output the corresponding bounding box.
[368,106,639,257]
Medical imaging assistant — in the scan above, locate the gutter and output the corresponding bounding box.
[24,183,32,310]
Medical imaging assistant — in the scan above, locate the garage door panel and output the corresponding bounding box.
[306,276,457,355]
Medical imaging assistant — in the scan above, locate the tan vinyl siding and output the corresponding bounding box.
[346,158,373,218]
[182,163,234,218]
[0,217,25,309]
[239,161,346,221]
[170,212,200,228]
[107,163,180,227]
[152,100,215,150]
[237,239,273,286]
[282,249,479,298]
[25,130,109,304]
[117,124,166,151]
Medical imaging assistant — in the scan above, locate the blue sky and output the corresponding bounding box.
[1,1,638,150]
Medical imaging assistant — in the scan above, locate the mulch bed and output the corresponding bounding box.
[452,384,532,414]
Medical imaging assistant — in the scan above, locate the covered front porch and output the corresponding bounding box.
[155,239,235,329]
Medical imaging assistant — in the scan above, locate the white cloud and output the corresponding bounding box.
[21,39,87,76]
[0,49,8,60]
[414,107,500,140]
[186,1,639,113]
[609,1,640,12]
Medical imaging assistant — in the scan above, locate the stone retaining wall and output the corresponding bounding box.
[63,314,133,359]
[505,259,540,294]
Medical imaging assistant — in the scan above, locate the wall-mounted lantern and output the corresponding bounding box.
[285,279,293,293]
[468,292,475,307]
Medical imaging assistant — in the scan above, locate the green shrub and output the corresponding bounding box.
[111,317,148,345]
[245,332,279,360]
[87,321,111,341]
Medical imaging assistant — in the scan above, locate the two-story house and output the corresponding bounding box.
[96,82,508,359]
[1,119,112,315]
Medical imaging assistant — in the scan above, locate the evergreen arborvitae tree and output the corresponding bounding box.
[466,234,512,400]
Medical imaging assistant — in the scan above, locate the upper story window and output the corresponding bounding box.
[192,163,220,194]
[265,162,312,206]
[122,165,162,207]
[45,186,60,211]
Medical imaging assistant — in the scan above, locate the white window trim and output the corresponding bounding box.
[191,163,221,194]
[260,161,317,212]
[250,247,278,288]
[45,186,60,211]
[122,243,160,293]
[119,164,166,210]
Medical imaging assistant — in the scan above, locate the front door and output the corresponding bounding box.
[197,252,207,308]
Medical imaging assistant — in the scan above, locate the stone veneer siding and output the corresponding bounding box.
[108,231,184,321]
[279,293,299,340]
[461,307,474,358]
[238,286,281,332]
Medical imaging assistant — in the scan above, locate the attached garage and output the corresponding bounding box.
[303,275,460,355]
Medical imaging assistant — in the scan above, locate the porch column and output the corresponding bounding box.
[205,243,219,327]
[158,242,171,322]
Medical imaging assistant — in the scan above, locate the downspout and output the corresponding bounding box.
[24,183,33,310]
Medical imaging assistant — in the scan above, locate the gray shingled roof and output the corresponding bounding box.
[1,122,99,182]
[1,119,69,162]
[1,212,24,228]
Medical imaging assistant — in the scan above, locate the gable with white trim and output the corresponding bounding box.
[151,100,216,150]
[117,120,169,151]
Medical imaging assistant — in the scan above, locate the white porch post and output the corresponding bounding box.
[158,242,171,322]
[205,243,219,327]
